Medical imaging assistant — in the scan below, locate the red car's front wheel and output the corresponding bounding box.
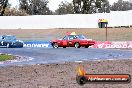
[53,43,59,48]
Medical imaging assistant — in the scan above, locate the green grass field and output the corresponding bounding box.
[0,54,14,61]
[0,28,132,41]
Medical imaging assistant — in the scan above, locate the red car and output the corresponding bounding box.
[51,34,95,48]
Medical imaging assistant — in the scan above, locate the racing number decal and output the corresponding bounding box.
[63,41,67,46]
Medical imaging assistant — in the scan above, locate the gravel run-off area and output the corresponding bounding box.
[0,59,132,88]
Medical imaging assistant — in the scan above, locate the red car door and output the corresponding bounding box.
[68,35,75,47]
[61,36,69,47]
[62,40,68,46]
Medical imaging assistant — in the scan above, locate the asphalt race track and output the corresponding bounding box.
[0,48,132,66]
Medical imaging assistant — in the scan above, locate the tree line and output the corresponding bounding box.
[0,0,132,16]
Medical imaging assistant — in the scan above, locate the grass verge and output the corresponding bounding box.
[0,54,14,61]
[0,28,132,41]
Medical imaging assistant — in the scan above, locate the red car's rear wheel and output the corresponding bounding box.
[85,46,89,48]
[74,43,80,48]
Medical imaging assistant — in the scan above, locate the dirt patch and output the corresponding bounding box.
[0,59,132,88]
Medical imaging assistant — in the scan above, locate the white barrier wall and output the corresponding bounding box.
[0,10,132,29]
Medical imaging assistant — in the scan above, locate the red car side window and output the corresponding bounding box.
[69,36,73,40]
[73,36,77,39]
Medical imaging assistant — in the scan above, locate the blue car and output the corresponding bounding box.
[0,35,24,48]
